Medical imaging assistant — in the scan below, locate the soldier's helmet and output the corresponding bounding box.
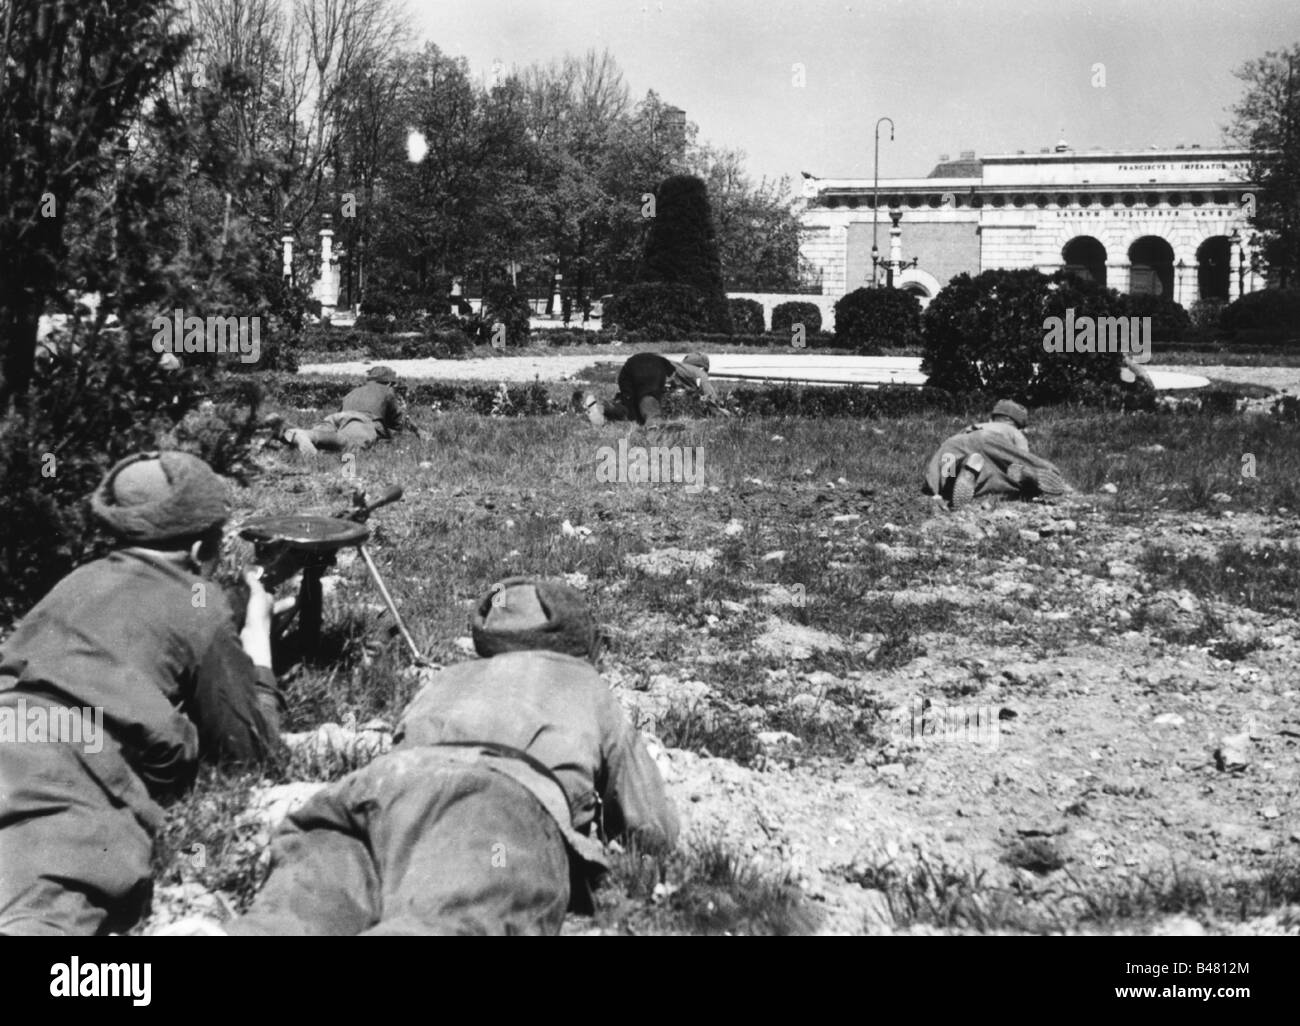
[471,577,601,662]
[991,399,1029,428]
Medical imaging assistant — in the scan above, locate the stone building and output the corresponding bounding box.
[799,142,1264,309]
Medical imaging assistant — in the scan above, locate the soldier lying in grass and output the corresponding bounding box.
[583,351,731,430]
[274,365,425,454]
[160,576,679,936]
[922,399,1069,509]
[0,452,285,936]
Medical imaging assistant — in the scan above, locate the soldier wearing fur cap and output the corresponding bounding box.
[278,364,425,454]
[170,576,677,936]
[0,451,284,935]
[583,351,731,429]
[922,399,1069,509]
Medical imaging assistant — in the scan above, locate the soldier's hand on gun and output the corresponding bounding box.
[240,570,275,669]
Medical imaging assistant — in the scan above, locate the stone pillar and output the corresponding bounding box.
[888,224,903,274]
[1187,262,1200,307]
[317,214,339,322]
[281,225,294,282]
[1107,262,1130,295]
[552,272,563,316]
[887,208,903,287]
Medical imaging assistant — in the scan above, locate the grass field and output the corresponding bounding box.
[144,400,1300,935]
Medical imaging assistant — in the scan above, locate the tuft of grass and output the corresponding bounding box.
[844,850,1059,933]
[655,700,763,766]
[592,838,820,936]
[1067,857,1300,928]
[844,849,1300,934]
[149,768,269,918]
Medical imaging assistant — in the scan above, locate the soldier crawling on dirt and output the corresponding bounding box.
[270,365,425,454]
[158,576,678,936]
[582,351,731,430]
[922,399,1069,509]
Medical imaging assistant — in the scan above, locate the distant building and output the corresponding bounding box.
[661,105,688,165]
[799,142,1264,308]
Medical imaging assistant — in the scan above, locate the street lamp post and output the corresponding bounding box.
[872,207,919,287]
[872,117,895,288]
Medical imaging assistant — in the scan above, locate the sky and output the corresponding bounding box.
[410,0,1299,186]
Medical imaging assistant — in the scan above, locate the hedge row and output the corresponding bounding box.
[218,373,562,416]
[221,371,1168,423]
[299,325,850,358]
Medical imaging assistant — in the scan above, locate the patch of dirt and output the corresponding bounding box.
[753,617,850,660]
[625,547,721,577]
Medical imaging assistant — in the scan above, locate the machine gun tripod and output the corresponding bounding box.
[238,485,426,665]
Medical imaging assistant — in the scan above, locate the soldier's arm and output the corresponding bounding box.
[192,581,286,768]
[674,364,729,410]
[388,392,425,439]
[597,691,680,853]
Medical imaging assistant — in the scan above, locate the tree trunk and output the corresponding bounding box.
[0,289,40,413]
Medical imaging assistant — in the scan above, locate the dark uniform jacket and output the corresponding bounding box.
[616,353,719,406]
[0,549,283,813]
[397,650,679,856]
[341,381,407,438]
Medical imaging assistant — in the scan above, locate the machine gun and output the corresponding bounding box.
[234,484,425,664]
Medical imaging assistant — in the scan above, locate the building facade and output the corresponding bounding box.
[799,143,1263,309]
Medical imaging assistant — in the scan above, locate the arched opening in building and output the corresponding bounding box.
[895,268,941,309]
[1196,237,1231,301]
[1128,236,1175,298]
[1062,236,1107,286]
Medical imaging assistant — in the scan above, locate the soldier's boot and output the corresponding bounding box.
[285,428,319,454]
[1007,462,1067,499]
[584,393,606,427]
[951,452,984,509]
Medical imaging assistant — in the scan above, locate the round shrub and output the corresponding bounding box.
[1189,298,1228,336]
[640,175,726,298]
[771,301,822,338]
[922,268,1146,406]
[604,282,731,336]
[427,327,475,358]
[728,297,765,334]
[1220,289,1300,336]
[834,287,922,354]
[1120,293,1191,342]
